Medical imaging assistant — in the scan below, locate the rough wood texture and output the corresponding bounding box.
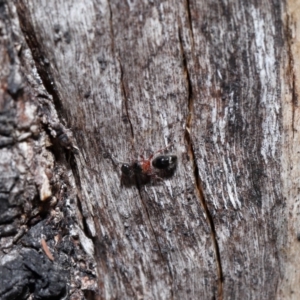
[277,1,300,299]
[0,0,298,299]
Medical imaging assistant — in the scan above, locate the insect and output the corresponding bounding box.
[121,147,177,186]
[120,155,154,186]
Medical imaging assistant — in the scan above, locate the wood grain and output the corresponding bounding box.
[0,0,296,299]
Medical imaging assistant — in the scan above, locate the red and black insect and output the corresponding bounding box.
[121,148,177,186]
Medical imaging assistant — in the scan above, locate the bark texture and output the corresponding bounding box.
[0,0,298,299]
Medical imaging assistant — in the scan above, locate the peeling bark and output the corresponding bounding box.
[0,0,298,299]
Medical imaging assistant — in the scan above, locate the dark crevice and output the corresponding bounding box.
[186,138,224,300]
[16,2,80,183]
[16,2,82,199]
[71,166,94,240]
[292,73,297,136]
[286,16,297,137]
[178,28,223,299]
[185,0,194,44]
[118,59,134,140]
[16,0,94,247]
[16,2,64,117]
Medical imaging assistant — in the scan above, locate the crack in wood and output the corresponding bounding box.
[118,59,135,140]
[178,27,224,300]
[187,142,224,300]
[285,14,297,137]
[185,0,194,44]
[292,73,297,137]
[16,2,65,116]
[285,15,295,137]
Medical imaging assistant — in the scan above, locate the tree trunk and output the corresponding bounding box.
[0,0,298,299]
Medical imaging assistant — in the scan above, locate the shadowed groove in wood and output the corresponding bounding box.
[16,1,64,116]
[277,1,300,297]
[186,140,224,300]
[118,59,135,140]
[178,26,223,300]
[185,0,194,43]
[286,15,298,137]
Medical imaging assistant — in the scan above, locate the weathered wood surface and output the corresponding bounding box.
[0,0,299,299]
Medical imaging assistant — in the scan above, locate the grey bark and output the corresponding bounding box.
[0,0,297,299]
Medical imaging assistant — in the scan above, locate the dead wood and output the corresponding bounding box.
[0,0,298,299]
